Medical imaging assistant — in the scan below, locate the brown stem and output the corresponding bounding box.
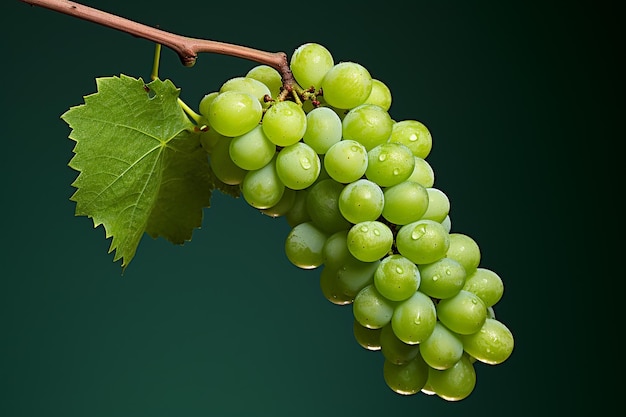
[19,0,295,88]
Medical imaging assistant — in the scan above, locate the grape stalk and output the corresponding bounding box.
[19,0,515,401]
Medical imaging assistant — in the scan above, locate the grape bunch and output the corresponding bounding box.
[196,43,514,401]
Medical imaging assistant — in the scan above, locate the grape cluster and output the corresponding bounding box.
[196,43,514,401]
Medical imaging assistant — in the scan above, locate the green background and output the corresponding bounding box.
[1,0,621,415]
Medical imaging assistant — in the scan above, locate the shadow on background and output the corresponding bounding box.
[1,1,622,416]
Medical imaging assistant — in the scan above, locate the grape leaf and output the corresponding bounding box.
[62,75,213,269]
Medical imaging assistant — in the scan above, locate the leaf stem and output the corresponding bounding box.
[20,0,295,89]
[151,43,162,81]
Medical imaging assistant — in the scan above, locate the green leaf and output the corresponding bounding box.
[62,75,213,269]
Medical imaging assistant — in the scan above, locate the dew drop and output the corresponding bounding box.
[471,298,478,304]
[378,152,387,162]
[414,314,421,325]
[393,168,400,176]
[396,266,404,274]
[351,145,360,152]
[360,225,369,233]
[409,133,418,142]
[411,225,427,240]
[432,274,439,282]
[445,268,452,276]
[300,157,311,169]
[373,229,380,236]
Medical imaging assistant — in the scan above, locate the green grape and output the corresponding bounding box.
[207,90,263,137]
[198,123,225,154]
[406,156,435,188]
[305,179,351,234]
[427,354,476,401]
[319,265,353,306]
[198,91,218,118]
[396,219,450,265]
[353,319,382,351]
[209,136,247,185]
[324,139,369,184]
[284,221,328,269]
[460,318,514,365]
[388,119,433,159]
[436,290,487,335]
[446,233,481,275]
[285,189,311,227]
[365,142,415,187]
[379,323,420,365]
[290,43,334,89]
[374,254,420,302]
[336,259,379,299]
[462,268,504,307]
[422,188,450,223]
[383,355,429,396]
[338,179,385,224]
[275,142,321,190]
[321,62,373,109]
[246,65,282,98]
[353,284,395,329]
[419,322,464,370]
[262,100,307,147]
[347,221,393,263]
[418,257,467,300]
[219,76,272,108]
[391,291,437,344]
[260,187,296,218]
[228,125,276,170]
[364,79,392,111]
[241,156,284,209]
[322,229,353,268]
[342,104,394,151]
[381,180,429,225]
[302,107,342,154]
[441,215,452,233]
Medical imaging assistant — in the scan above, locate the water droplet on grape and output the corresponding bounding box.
[300,157,311,169]
[351,145,360,152]
[445,268,451,275]
[396,267,403,274]
[378,152,387,162]
[411,225,427,240]
[432,274,439,282]
[360,225,369,233]
[373,228,380,236]
[471,298,478,304]
[409,133,418,142]
[393,168,400,175]
[414,314,421,325]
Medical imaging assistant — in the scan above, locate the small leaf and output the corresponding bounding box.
[62,75,213,269]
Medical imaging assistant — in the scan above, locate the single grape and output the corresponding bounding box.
[322,229,353,268]
[418,257,467,299]
[260,187,296,218]
[276,142,321,190]
[229,125,276,170]
[422,188,451,223]
[391,291,437,344]
[365,142,415,187]
[290,43,334,89]
[321,62,373,109]
[353,284,395,329]
[462,268,504,307]
[406,156,435,188]
[262,100,307,147]
[246,65,282,98]
[383,355,429,396]
[446,233,481,275]
[303,106,343,154]
[306,179,351,234]
[374,254,420,302]
[427,354,476,401]
[381,180,429,225]
[324,139,368,184]
[198,123,225,154]
[436,290,487,335]
[219,76,271,104]
[285,189,311,227]
[347,221,394,263]
[241,156,284,209]
[338,179,385,224]
[460,318,514,365]
[198,91,218,119]
[353,319,382,351]
[207,90,262,137]
[396,219,450,265]
[419,322,464,370]
[379,323,420,365]
[284,221,327,269]
[388,119,433,159]
[209,136,246,185]
[319,265,354,305]
[364,79,392,111]
[342,104,394,151]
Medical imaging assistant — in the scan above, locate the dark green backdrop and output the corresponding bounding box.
[1,1,621,416]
